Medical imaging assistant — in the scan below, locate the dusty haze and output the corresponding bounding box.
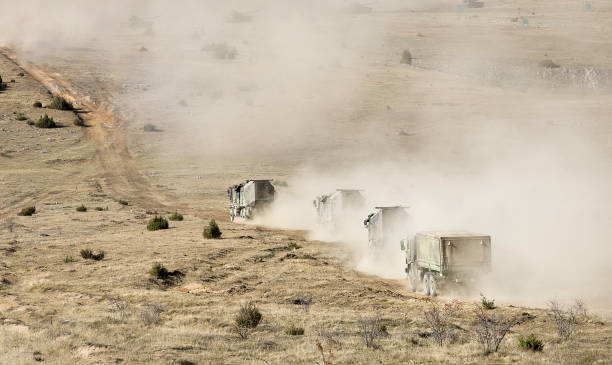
[2,0,611,308]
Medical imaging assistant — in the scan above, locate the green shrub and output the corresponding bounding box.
[80,249,105,261]
[33,101,42,108]
[481,294,495,310]
[149,262,169,280]
[47,96,73,110]
[118,199,129,206]
[285,325,304,336]
[73,118,85,126]
[15,115,27,121]
[168,212,183,221]
[518,334,544,351]
[95,206,108,211]
[235,302,262,329]
[147,216,169,231]
[76,204,87,212]
[35,114,57,128]
[203,219,222,239]
[287,241,301,250]
[18,206,36,216]
[143,123,157,132]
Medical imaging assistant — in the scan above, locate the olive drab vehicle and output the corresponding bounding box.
[227,180,275,221]
[313,189,366,228]
[363,206,412,250]
[400,232,491,296]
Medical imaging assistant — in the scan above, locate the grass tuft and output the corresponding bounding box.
[18,206,36,216]
[76,204,87,212]
[35,114,57,128]
[203,219,222,239]
[518,333,544,351]
[80,249,105,261]
[47,96,74,110]
[168,212,183,221]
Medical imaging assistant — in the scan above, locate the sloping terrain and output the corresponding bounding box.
[1,1,612,364]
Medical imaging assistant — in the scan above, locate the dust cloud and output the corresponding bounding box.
[2,1,611,307]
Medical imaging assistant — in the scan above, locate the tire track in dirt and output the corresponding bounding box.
[0,48,174,211]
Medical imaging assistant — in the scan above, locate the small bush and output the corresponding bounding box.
[168,212,183,221]
[287,241,301,250]
[18,206,36,216]
[147,216,169,231]
[140,304,164,325]
[47,96,73,110]
[423,301,462,346]
[118,199,129,206]
[472,306,520,355]
[359,316,382,348]
[203,219,222,239]
[234,302,262,339]
[63,256,76,263]
[481,294,495,310]
[15,115,27,121]
[76,204,87,212]
[73,118,85,126]
[35,114,57,128]
[547,299,586,340]
[143,123,157,132]
[286,324,305,336]
[518,334,544,351]
[80,249,105,261]
[95,206,108,211]
[149,262,169,280]
[33,101,42,108]
[401,49,412,65]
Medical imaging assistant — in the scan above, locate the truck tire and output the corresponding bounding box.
[423,272,431,296]
[408,264,417,292]
[429,274,437,297]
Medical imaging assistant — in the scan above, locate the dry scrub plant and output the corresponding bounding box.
[423,300,462,346]
[359,315,382,348]
[547,299,586,340]
[472,306,521,355]
[234,302,262,339]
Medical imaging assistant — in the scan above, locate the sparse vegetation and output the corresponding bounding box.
[73,118,85,126]
[18,206,36,216]
[401,49,412,65]
[203,219,222,239]
[287,241,301,250]
[47,96,74,110]
[118,199,129,206]
[480,294,495,310]
[147,216,169,231]
[140,304,163,325]
[35,114,57,128]
[15,115,27,121]
[95,206,108,211]
[63,256,76,263]
[33,101,42,108]
[75,204,87,212]
[80,249,105,261]
[143,123,157,132]
[292,293,312,312]
[518,333,544,351]
[168,212,183,221]
[423,301,462,346]
[547,299,586,340]
[149,262,169,280]
[234,302,262,339]
[359,315,382,348]
[472,306,520,355]
[286,324,305,336]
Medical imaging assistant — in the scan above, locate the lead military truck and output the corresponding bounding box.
[400,232,491,296]
[227,179,275,221]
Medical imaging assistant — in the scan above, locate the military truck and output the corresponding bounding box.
[227,180,275,221]
[363,206,411,250]
[400,232,491,296]
[313,189,366,227]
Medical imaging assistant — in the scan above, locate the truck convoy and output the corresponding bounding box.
[313,189,366,228]
[363,206,412,250]
[227,179,275,221]
[400,232,492,296]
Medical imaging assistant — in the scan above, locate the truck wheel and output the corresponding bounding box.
[408,265,417,292]
[429,275,438,297]
[423,273,431,296]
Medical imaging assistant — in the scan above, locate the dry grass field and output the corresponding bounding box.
[1,1,612,364]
